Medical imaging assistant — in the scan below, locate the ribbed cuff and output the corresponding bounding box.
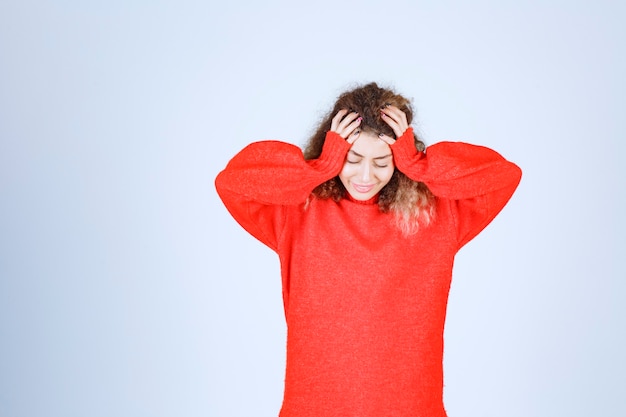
[390,127,424,169]
[309,131,351,175]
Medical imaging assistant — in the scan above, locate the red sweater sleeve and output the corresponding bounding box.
[391,128,522,248]
[215,131,351,250]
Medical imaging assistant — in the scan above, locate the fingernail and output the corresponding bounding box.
[378,133,384,138]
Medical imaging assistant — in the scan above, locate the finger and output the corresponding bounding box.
[340,116,362,141]
[381,105,408,126]
[345,123,362,144]
[330,109,349,131]
[381,106,408,137]
[334,112,361,139]
[336,111,360,131]
[383,105,406,117]
[380,112,406,138]
[377,133,396,146]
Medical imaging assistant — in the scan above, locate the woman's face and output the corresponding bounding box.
[338,131,395,201]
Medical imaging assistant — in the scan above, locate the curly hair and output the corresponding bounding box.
[303,82,436,235]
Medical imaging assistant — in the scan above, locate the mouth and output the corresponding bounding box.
[352,183,376,193]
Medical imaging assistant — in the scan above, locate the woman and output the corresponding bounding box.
[215,82,522,417]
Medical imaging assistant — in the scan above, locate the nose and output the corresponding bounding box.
[359,163,371,182]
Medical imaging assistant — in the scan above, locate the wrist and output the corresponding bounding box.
[391,127,422,161]
[308,131,351,173]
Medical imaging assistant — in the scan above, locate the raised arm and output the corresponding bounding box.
[214,110,360,249]
[380,105,522,248]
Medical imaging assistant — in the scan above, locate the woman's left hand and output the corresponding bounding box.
[379,105,409,145]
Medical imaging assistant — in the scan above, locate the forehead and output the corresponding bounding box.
[349,132,392,157]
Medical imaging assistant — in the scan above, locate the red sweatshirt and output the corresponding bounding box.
[215,128,522,417]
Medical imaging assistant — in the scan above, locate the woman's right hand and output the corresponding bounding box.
[330,109,362,144]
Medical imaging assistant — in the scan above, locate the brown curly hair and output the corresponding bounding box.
[303,82,436,235]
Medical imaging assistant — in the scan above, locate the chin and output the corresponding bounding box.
[347,188,379,201]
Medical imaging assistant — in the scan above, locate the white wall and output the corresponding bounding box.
[1,1,624,416]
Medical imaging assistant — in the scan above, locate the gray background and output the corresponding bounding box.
[1,1,624,416]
